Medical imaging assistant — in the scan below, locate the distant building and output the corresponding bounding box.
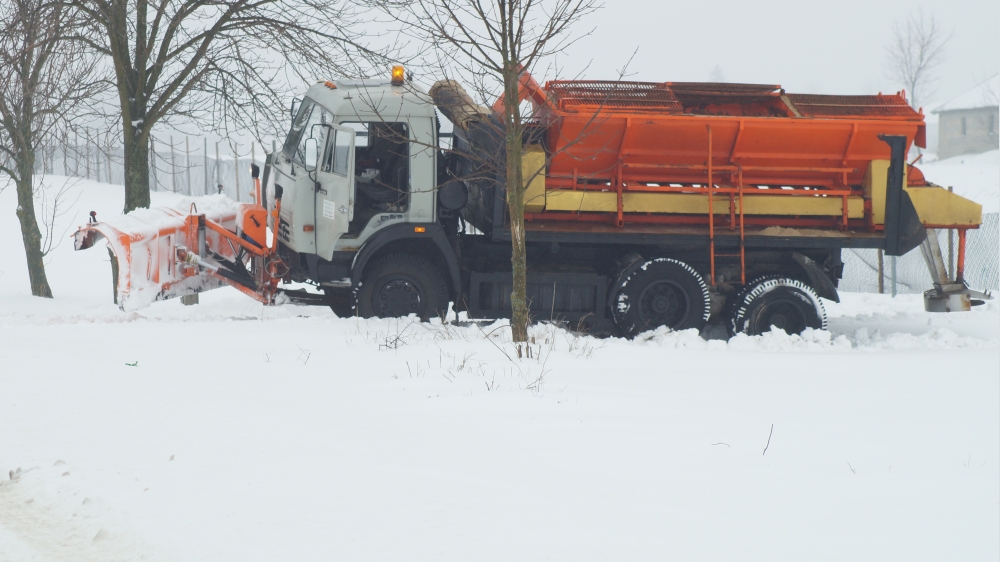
[933,75,999,160]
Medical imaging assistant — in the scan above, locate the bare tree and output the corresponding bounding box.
[885,9,949,111]
[380,0,599,342]
[68,0,394,213]
[0,0,100,297]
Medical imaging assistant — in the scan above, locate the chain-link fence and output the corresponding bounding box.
[33,135,273,203]
[841,212,999,293]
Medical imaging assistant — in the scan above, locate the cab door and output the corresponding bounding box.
[314,124,355,260]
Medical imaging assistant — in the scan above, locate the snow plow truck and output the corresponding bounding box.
[74,66,990,337]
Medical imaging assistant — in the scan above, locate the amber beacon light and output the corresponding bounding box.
[391,65,405,86]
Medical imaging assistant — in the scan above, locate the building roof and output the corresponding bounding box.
[933,74,999,113]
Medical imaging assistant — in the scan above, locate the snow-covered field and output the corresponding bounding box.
[921,149,1000,214]
[1,172,998,561]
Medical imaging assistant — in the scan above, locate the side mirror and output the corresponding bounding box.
[290,97,300,122]
[304,137,318,171]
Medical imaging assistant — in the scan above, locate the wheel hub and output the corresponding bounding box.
[760,301,805,333]
[375,279,422,316]
[637,281,688,329]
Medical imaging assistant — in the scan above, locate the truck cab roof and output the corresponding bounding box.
[303,79,437,121]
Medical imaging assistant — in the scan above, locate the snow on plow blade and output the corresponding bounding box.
[73,196,241,311]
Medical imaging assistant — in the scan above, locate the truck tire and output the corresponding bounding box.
[730,277,827,336]
[612,258,711,338]
[722,273,783,330]
[356,253,449,321]
[323,287,355,318]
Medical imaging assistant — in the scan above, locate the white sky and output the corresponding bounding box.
[548,0,998,112]
[163,0,999,151]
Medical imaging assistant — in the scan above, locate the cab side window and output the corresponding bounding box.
[320,128,353,176]
[341,121,409,212]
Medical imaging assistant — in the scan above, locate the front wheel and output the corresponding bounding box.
[729,277,827,336]
[324,287,354,318]
[356,254,449,321]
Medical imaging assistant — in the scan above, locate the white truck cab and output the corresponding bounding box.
[267,78,439,262]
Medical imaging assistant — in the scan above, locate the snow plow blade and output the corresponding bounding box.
[74,168,289,312]
[73,196,242,311]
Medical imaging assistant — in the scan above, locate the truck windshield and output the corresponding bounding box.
[282,98,334,164]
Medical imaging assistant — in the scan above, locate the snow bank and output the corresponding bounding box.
[0,174,997,561]
[920,149,1000,213]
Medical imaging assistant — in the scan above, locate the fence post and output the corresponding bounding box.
[215,141,221,194]
[185,136,192,195]
[95,130,101,183]
[203,137,208,195]
[890,256,897,297]
[233,142,239,202]
[948,186,954,280]
[170,135,177,193]
[82,131,87,179]
[150,137,158,191]
[877,249,884,294]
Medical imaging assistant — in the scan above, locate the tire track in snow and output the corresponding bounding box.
[0,470,166,562]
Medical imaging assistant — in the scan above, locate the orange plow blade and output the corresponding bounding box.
[73,197,241,311]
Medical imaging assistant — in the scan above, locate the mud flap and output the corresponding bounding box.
[880,134,926,257]
[791,252,840,303]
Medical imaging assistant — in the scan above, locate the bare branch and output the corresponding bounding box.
[885,8,950,110]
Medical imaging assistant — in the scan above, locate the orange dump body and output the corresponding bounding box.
[538,81,925,190]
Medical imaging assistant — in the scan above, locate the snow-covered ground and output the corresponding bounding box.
[920,149,1000,214]
[1,177,998,561]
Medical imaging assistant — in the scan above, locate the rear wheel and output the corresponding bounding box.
[722,274,782,332]
[612,258,711,338]
[730,277,827,336]
[356,254,449,321]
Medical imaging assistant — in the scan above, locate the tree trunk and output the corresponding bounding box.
[503,67,529,343]
[122,126,150,213]
[14,170,53,298]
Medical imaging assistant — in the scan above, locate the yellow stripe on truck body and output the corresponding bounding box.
[545,190,864,218]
